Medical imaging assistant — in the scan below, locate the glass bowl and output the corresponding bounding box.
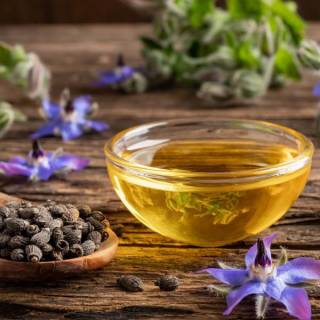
[104,119,313,247]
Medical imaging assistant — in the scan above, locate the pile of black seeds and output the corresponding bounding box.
[0,200,110,262]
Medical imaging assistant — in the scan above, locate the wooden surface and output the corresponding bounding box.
[0,24,320,319]
[0,0,319,24]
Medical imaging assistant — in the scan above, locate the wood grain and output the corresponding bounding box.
[0,24,319,319]
[0,0,319,24]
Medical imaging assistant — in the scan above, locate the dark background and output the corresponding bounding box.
[0,0,319,24]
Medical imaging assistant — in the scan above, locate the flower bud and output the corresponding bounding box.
[298,40,320,70]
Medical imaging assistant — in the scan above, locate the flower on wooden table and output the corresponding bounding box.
[0,140,89,182]
[201,234,320,320]
[31,89,108,141]
[95,54,147,93]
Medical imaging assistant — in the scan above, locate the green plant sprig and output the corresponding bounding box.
[0,42,50,137]
[142,0,320,101]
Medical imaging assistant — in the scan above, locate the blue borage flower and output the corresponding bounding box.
[201,234,320,320]
[0,140,89,182]
[95,54,137,87]
[31,89,108,141]
[313,81,320,97]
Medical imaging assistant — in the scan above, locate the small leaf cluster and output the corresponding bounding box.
[142,0,320,101]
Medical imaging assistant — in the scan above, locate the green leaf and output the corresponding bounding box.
[0,43,26,70]
[269,0,305,44]
[275,46,301,79]
[237,41,260,69]
[227,0,265,20]
[140,37,162,50]
[188,0,214,28]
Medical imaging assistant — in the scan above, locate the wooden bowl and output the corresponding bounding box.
[0,193,119,281]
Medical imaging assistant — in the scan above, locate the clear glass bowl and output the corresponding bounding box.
[104,119,313,247]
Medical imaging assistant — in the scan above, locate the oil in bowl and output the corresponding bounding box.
[105,120,313,247]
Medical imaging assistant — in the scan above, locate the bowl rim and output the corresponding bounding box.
[104,118,314,182]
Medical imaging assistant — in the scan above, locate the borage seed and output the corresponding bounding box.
[63,226,82,245]
[30,228,51,247]
[86,217,104,233]
[56,240,69,255]
[78,205,91,218]
[52,227,64,244]
[81,240,95,256]
[8,235,29,249]
[0,234,10,248]
[69,244,84,257]
[154,275,180,291]
[117,275,144,292]
[87,231,102,247]
[5,218,29,233]
[26,245,43,263]
[10,248,25,261]
[26,224,40,237]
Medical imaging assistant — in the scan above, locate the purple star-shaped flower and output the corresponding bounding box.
[31,89,108,141]
[313,81,320,97]
[0,140,89,182]
[95,54,136,87]
[201,234,320,320]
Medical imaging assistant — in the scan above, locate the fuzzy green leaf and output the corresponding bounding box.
[275,47,301,79]
[269,0,305,44]
[188,0,214,28]
[228,0,265,20]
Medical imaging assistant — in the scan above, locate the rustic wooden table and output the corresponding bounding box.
[0,24,319,320]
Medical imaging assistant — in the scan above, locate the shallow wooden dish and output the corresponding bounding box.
[0,193,119,281]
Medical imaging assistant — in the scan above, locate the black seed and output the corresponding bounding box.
[30,228,51,246]
[117,275,144,292]
[78,205,91,218]
[26,224,40,237]
[52,227,64,244]
[69,244,84,257]
[5,218,30,233]
[154,275,180,291]
[25,245,43,263]
[81,240,96,256]
[0,234,10,248]
[8,235,29,249]
[87,231,102,246]
[10,248,25,261]
[56,240,69,255]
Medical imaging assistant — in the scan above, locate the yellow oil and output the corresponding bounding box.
[107,140,310,246]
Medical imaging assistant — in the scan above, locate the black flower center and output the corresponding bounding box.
[117,54,125,67]
[31,140,44,159]
[254,238,271,267]
[64,99,74,114]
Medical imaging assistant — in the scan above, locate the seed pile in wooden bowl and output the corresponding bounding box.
[0,200,110,262]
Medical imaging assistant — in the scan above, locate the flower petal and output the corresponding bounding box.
[95,66,135,87]
[201,268,248,286]
[278,257,320,284]
[0,162,32,177]
[32,164,54,181]
[73,96,92,115]
[51,154,89,172]
[245,234,277,268]
[223,281,266,315]
[85,120,109,132]
[31,121,58,139]
[313,81,320,97]
[9,156,28,166]
[266,280,311,320]
[42,99,60,119]
[60,122,83,141]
